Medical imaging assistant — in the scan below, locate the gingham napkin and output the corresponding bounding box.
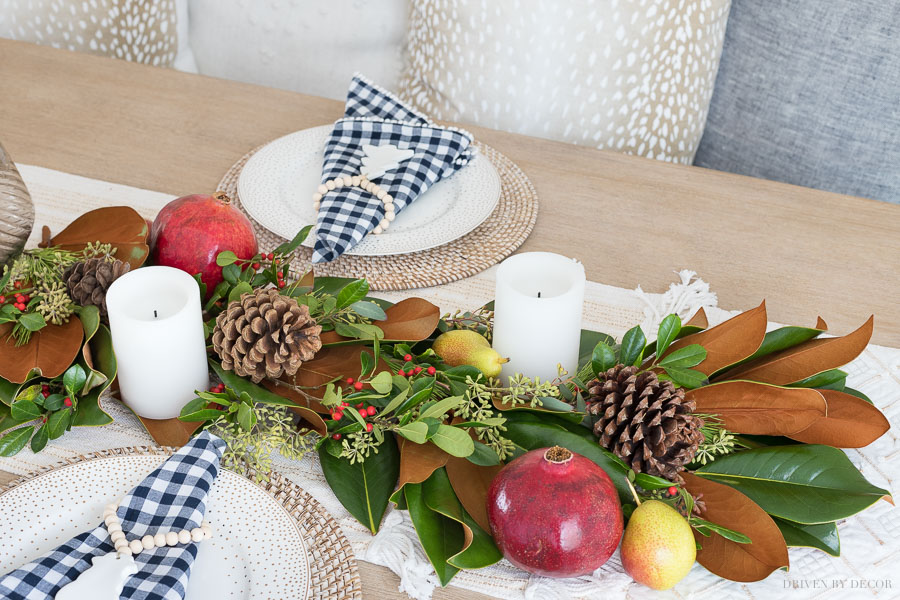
[312,74,475,263]
[0,432,225,600]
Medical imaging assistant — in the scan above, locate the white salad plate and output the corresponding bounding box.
[0,455,310,600]
[237,125,501,256]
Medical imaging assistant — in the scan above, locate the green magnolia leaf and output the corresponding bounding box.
[30,423,49,452]
[10,398,41,422]
[738,324,826,366]
[405,482,462,586]
[209,360,294,407]
[843,387,873,404]
[18,312,46,332]
[790,369,847,391]
[619,326,646,366]
[318,435,400,533]
[227,281,253,305]
[273,225,313,256]
[336,279,370,309]
[216,250,238,266]
[773,517,840,556]
[591,342,616,377]
[658,344,707,368]
[350,301,388,321]
[0,377,22,406]
[466,441,501,466]
[71,324,115,427]
[696,445,892,524]
[0,426,32,456]
[63,364,87,397]
[47,408,71,440]
[418,396,463,421]
[431,424,475,457]
[663,367,707,389]
[423,468,503,570]
[655,314,682,360]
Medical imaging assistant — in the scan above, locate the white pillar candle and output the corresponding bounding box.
[492,252,586,381]
[105,266,209,419]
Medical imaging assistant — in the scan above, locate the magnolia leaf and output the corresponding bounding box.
[685,308,709,329]
[423,468,502,570]
[681,472,788,582]
[790,369,847,391]
[664,301,767,376]
[42,206,150,268]
[404,482,462,586]
[729,321,828,371]
[71,324,115,428]
[720,317,874,386]
[396,439,450,491]
[787,389,890,447]
[0,318,84,383]
[688,381,827,435]
[289,345,390,398]
[320,298,439,345]
[696,445,892,523]
[773,518,840,557]
[445,455,503,533]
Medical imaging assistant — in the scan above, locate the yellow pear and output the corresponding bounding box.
[432,330,490,366]
[620,499,696,590]
[467,347,509,378]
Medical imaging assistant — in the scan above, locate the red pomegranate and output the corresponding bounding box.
[486,446,623,578]
[150,192,257,295]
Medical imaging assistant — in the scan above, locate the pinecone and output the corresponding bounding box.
[586,364,704,480]
[63,257,131,319]
[212,288,322,383]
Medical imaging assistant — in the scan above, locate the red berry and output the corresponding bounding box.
[366,406,377,416]
[414,366,423,375]
[252,262,261,270]
[0,296,5,303]
[366,423,373,432]
[358,408,368,418]
[332,433,342,440]
[398,369,406,377]
[340,401,349,408]
[426,366,436,375]
[15,303,25,311]
[267,253,275,261]
[345,377,355,384]
[331,411,341,420]
[403,354,413,362]
[354,381,364,391]
[63,397,72,408]
[278,281,286,288]
[15,294,24,302]
[14,280,22,289]
[20,295,29,302]
[41,384,49,392]
[42,391,49,398]
[274,259,280,265]
[668,486,678,496]
[355,402,364,409]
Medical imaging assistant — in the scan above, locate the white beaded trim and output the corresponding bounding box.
[312,174,396,235]
[103,502,212,558]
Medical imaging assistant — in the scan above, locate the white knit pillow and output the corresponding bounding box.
[398,0,731,164]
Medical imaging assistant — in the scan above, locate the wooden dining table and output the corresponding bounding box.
[1,39,899,599]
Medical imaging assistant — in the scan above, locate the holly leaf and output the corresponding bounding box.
[619,325,646,366]
[654,314,682,359]
[591,342,616,376]
[0,426,32,457]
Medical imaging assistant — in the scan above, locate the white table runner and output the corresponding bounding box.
[3,165,898,600]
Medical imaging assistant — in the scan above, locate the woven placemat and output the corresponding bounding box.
[217,141,539,291]
[1,447,361,600]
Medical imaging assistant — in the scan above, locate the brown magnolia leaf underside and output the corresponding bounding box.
[788,389,890,448]
[289,345,389,396]
[445,455,503,533]
[685,307,709,329]
[397,439,450,490]
[137,414,204,447]
[688,381,827,436]
[43,206,150,269]
[663,301,767,376]
[721,316,874,386]
[0,318,84,383]
[261,379,329,434]
[320,297,441,345]
[681,471,789,582]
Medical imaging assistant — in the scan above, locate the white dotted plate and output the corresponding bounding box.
[0,456,310,600]
[237,125,501,256]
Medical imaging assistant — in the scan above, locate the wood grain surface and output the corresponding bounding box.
[1,38,899,600]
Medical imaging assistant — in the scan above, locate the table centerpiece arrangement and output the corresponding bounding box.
[0,198,891,593]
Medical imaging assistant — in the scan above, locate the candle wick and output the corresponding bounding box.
[153,310,157,318]
[538,292,541,298]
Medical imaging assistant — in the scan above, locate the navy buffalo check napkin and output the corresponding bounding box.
[0,432,225,600]
[312,74,475,263]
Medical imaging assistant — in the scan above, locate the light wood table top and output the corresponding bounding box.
[1,39,899,599]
